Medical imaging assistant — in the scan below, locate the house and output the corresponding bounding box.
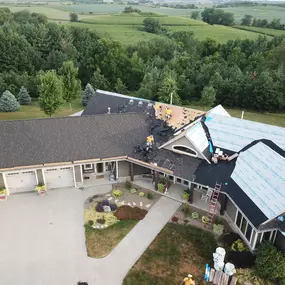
[0,89,285,252]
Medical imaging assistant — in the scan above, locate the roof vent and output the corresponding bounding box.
[138,101,143,107]
[107,107,111,114]
[147,103,152,109]
[129,99,134,105]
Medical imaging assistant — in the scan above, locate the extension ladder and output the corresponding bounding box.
[205,183,222,229]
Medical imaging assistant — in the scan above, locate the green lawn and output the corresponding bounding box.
[0,98,83,121]
[123,223,217,285]
[85,220,138,258]
[234,25,285,37]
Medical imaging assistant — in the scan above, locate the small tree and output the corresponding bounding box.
[255,242,285,281]
[241,14,253,26]
[18,86,32,105]
[82,83,94,107]
[38,70,63,117]
[191,11,200,20]
[143,17,161,34]
[115,78,127,94]
[59,61,81,110]
[0,90,20,112]
[90,69,109,91]
[69,13,78,22]
[199,86,216,107]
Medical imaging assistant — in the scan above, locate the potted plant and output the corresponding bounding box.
[35,183,47,196]
[0,188,8,201]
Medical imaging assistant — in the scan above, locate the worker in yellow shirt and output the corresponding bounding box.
[180,274,195,285]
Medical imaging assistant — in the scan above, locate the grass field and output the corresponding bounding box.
[66,14,264,44]
[0,99,82,121]
[123,223,217,285]
[85,221,138,258]
[234,25,285,37]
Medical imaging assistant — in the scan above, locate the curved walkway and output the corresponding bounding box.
[0,186,181,285]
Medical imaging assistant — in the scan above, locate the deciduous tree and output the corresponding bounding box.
[143,17,161,34]
[69,13,78,22]
[115,78,127,94]
[38,70,63,117]
[59,60,81,110]
[199,86,216,107]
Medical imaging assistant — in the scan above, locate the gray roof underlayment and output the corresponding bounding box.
[204,113,285,152]
[231,142,285,220]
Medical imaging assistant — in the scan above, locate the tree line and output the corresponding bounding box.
[201,8,235,26]
[241,14,285,30]
[0,8,285,114]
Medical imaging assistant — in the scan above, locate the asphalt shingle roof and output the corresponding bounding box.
[0,113,150,168]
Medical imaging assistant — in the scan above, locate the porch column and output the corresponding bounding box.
[74,165,83,183]
[220,194,228,216]
[154,171,159,190]
[2,173,9,195]
[129,162,134,182]
[115,161,119,180]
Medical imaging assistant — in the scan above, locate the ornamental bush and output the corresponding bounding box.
[213,224,224,236]
[18,86,32,105]
[112,189,123,198]
[191,212,199,219]
[0,90,20,112]
[147,192,153,200]
[139,192,145,197]
[130,188,137,194]
[255,241,285,280]
[231,239,248,252]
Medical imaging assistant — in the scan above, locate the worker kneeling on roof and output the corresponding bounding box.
[180,274,195,285]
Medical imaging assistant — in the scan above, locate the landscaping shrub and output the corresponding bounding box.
[112,189,123,198]
[88,220,94,226]
[139,192,145,197]
[110,203,117,211]
[183,204,191,216]
[147,192,153,200]
[172,216,178,223]
[0,90,20,112]
[255,241,285,281]
[157,183,164,193]
[125,180,132,190]
[231,239,248,252]
[191,212,199,219]
[96,219,106,225]
[213,224,224,236]
[114,205,147,220]
[183,192,190,200]
[84,205,118,226]
[280,279,285,285]
[18,86,32,105]
[202,215,209,224]
[130,188,137,194]
[236,268,270,285]
[95,202,104,212]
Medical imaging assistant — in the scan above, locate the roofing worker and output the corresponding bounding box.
[180,274,195,285]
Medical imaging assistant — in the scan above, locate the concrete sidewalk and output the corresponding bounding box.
[0,188,181,285]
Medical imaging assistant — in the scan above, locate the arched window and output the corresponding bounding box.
[172,145,197,157]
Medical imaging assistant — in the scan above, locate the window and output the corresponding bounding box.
[263,231,271,242]
[23,171,34,174]
[168,176,174,181]
[172,145,197,157]
[84,164,93,170]
[183,180,189,186]
[241,217,247,234]
[46,168,57,172]
[96,163,103,173]
[236,211,242,228]
[176,178,182,184]
[246,223,252,241]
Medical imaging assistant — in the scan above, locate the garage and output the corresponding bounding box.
[5,170,37,194]
[44,167,75,189]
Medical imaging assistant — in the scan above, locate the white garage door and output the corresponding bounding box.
[44,167,74,189]
[5,171,37,194]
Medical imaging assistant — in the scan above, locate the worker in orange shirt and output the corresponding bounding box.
[180,274,195,285]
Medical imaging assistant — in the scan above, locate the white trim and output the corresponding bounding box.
[172,145,198,158]
[116,161,119,180]
[35,170,39,186]
[72,166,76,187]
[83,164,93,171]
[42,169,46,185]
[273,230,278,243]
[186,135,211,164]
[234,207,239,224]
[80,165,83,182]
[252,230,258,250]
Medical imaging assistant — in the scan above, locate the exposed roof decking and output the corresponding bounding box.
[231,142,285,219]
[205,113,285,152]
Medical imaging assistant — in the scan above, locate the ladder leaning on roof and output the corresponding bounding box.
[205,183,222,229]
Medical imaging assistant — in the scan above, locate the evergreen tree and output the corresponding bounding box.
[59,61,81,110]
[38,70,63,117]
[199,86,216,107]
[82,83,94,107]
[115,78,127,94]
[0,90,20,112]
[18,86,32,105]
[90,68,109,91]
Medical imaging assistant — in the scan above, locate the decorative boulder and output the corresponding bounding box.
[103,205,111,212]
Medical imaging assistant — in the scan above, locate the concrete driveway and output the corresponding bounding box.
[0,186,181,285]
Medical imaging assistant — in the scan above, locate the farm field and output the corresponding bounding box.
[234,25,285,37]
[67,14,264,44]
